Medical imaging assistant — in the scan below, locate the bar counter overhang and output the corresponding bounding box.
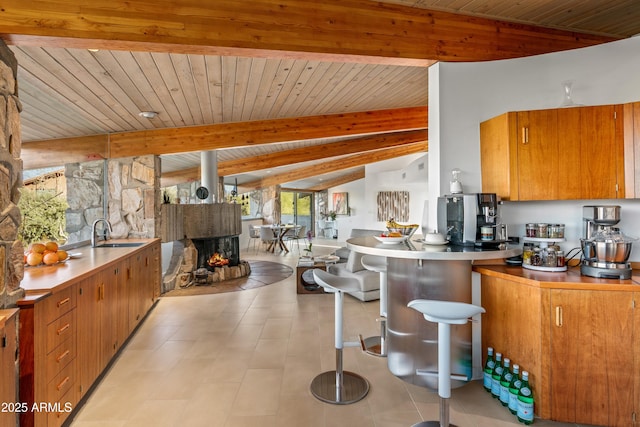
[346,236,520,389]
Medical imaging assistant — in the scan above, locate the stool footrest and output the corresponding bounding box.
[415,369,469,381]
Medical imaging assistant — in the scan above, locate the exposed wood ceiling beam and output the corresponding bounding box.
[303,168,366,192]
[240,141,427,190]
[0,0,617,67]
[108,106,427,158]
[217,129,427,176]
[21,107,427,169]
[159,129,428,186]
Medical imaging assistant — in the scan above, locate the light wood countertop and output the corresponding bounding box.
[20,238,159,294]
[473,263,640,291]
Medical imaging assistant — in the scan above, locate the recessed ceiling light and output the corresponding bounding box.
[138,111,158,119]
[88,48,100,52]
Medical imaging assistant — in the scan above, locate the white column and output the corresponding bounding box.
[201,150,218,203]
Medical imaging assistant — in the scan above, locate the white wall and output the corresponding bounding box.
[329,153,429,238]
[429,36,640,260]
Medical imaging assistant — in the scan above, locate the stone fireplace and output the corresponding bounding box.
[160,203,251,290]
[192,236,240,269]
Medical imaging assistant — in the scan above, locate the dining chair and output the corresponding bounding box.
[259,225,278,252]
[247,225,261,253]
[285,225,305,252]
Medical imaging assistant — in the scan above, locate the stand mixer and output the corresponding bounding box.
[580,205,633,279]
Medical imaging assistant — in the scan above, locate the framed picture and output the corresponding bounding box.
[332,192,349,215]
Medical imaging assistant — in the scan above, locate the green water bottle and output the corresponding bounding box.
[483,347,495,392]
[508,364,522,415]
[517,371,534,424]
[491,352,503,398]
[499,357,512,406]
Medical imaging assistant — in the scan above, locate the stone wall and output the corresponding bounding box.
[0,42,25,308]
[66,155,160,243]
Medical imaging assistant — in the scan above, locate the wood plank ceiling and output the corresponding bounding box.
[8,0,640,191]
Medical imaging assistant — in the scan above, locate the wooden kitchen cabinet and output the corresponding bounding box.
[480,273,638,426]
[18,285,80,427]
[480,104,624,200]
[20,239,161,426]
[0,309,19,427]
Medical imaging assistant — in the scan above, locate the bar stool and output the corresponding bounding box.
[310,269,370,405]
[359,255,388,357]
[407,299,485,427]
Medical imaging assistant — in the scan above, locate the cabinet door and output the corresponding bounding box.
[0,312,17,427]
[77,274,102,395]
[550,290,634,426]
[112,261,129,352]
[516,110,559,200]
[580,105,624,199]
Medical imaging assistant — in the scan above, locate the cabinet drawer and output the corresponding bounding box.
[46,385,77,427]
[46,310,75,354]
[45,337,76,381]
[42,287,76,324]
[46,358,75,404]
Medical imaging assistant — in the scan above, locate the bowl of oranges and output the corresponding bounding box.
[374,231,407,244]
[24,241,69,267]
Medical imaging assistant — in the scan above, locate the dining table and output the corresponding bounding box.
[265,224,298,253]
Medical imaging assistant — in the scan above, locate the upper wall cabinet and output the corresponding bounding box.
[480,104,625,201]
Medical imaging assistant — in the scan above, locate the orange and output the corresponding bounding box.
[30,243,46,254]
[57,250,69,262]
[45,241,59,252]
[43,252,59,265]
[26,252,43,266]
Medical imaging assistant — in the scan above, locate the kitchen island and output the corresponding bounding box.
[474,264,639,427]
[18,238,161,427]
[346,236,520,389]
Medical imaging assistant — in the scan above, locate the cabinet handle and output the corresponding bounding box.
[56,376,70,391]
[56,349,70,363]
[57,297,70,308]
[555,306,563,327]
[57,323,71,335]
[521,127,529,144]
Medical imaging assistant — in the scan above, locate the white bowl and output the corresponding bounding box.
[374,235,407,244]
[424,233,447,245]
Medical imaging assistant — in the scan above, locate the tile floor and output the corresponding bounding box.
[69,239,599,427]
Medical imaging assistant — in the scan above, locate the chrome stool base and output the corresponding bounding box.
[411,422,458,427]
[310,370,369,405]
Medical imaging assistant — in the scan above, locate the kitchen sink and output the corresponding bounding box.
[94,242,145,248]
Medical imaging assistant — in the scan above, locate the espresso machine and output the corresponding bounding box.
[437,193,504,246]
[580,205,633,279]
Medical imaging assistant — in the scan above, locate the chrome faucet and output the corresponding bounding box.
[91,219,112,247]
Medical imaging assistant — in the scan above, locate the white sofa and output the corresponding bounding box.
[328,228,385,302]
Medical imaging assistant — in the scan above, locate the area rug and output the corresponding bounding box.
[162,260,293,297]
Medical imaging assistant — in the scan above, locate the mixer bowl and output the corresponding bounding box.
[581,239,632,263]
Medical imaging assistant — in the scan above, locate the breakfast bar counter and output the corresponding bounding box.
[346,236,520,389]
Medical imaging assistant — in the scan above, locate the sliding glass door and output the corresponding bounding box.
[281,191,313,236]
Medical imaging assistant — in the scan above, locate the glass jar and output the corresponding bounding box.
[549,224,565,239]
[525,223,537,238]
[531,248,542,266]
[537,223,549,238]
[522,243,534,265]
[556,250,565,267]
[546,248,557,267]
